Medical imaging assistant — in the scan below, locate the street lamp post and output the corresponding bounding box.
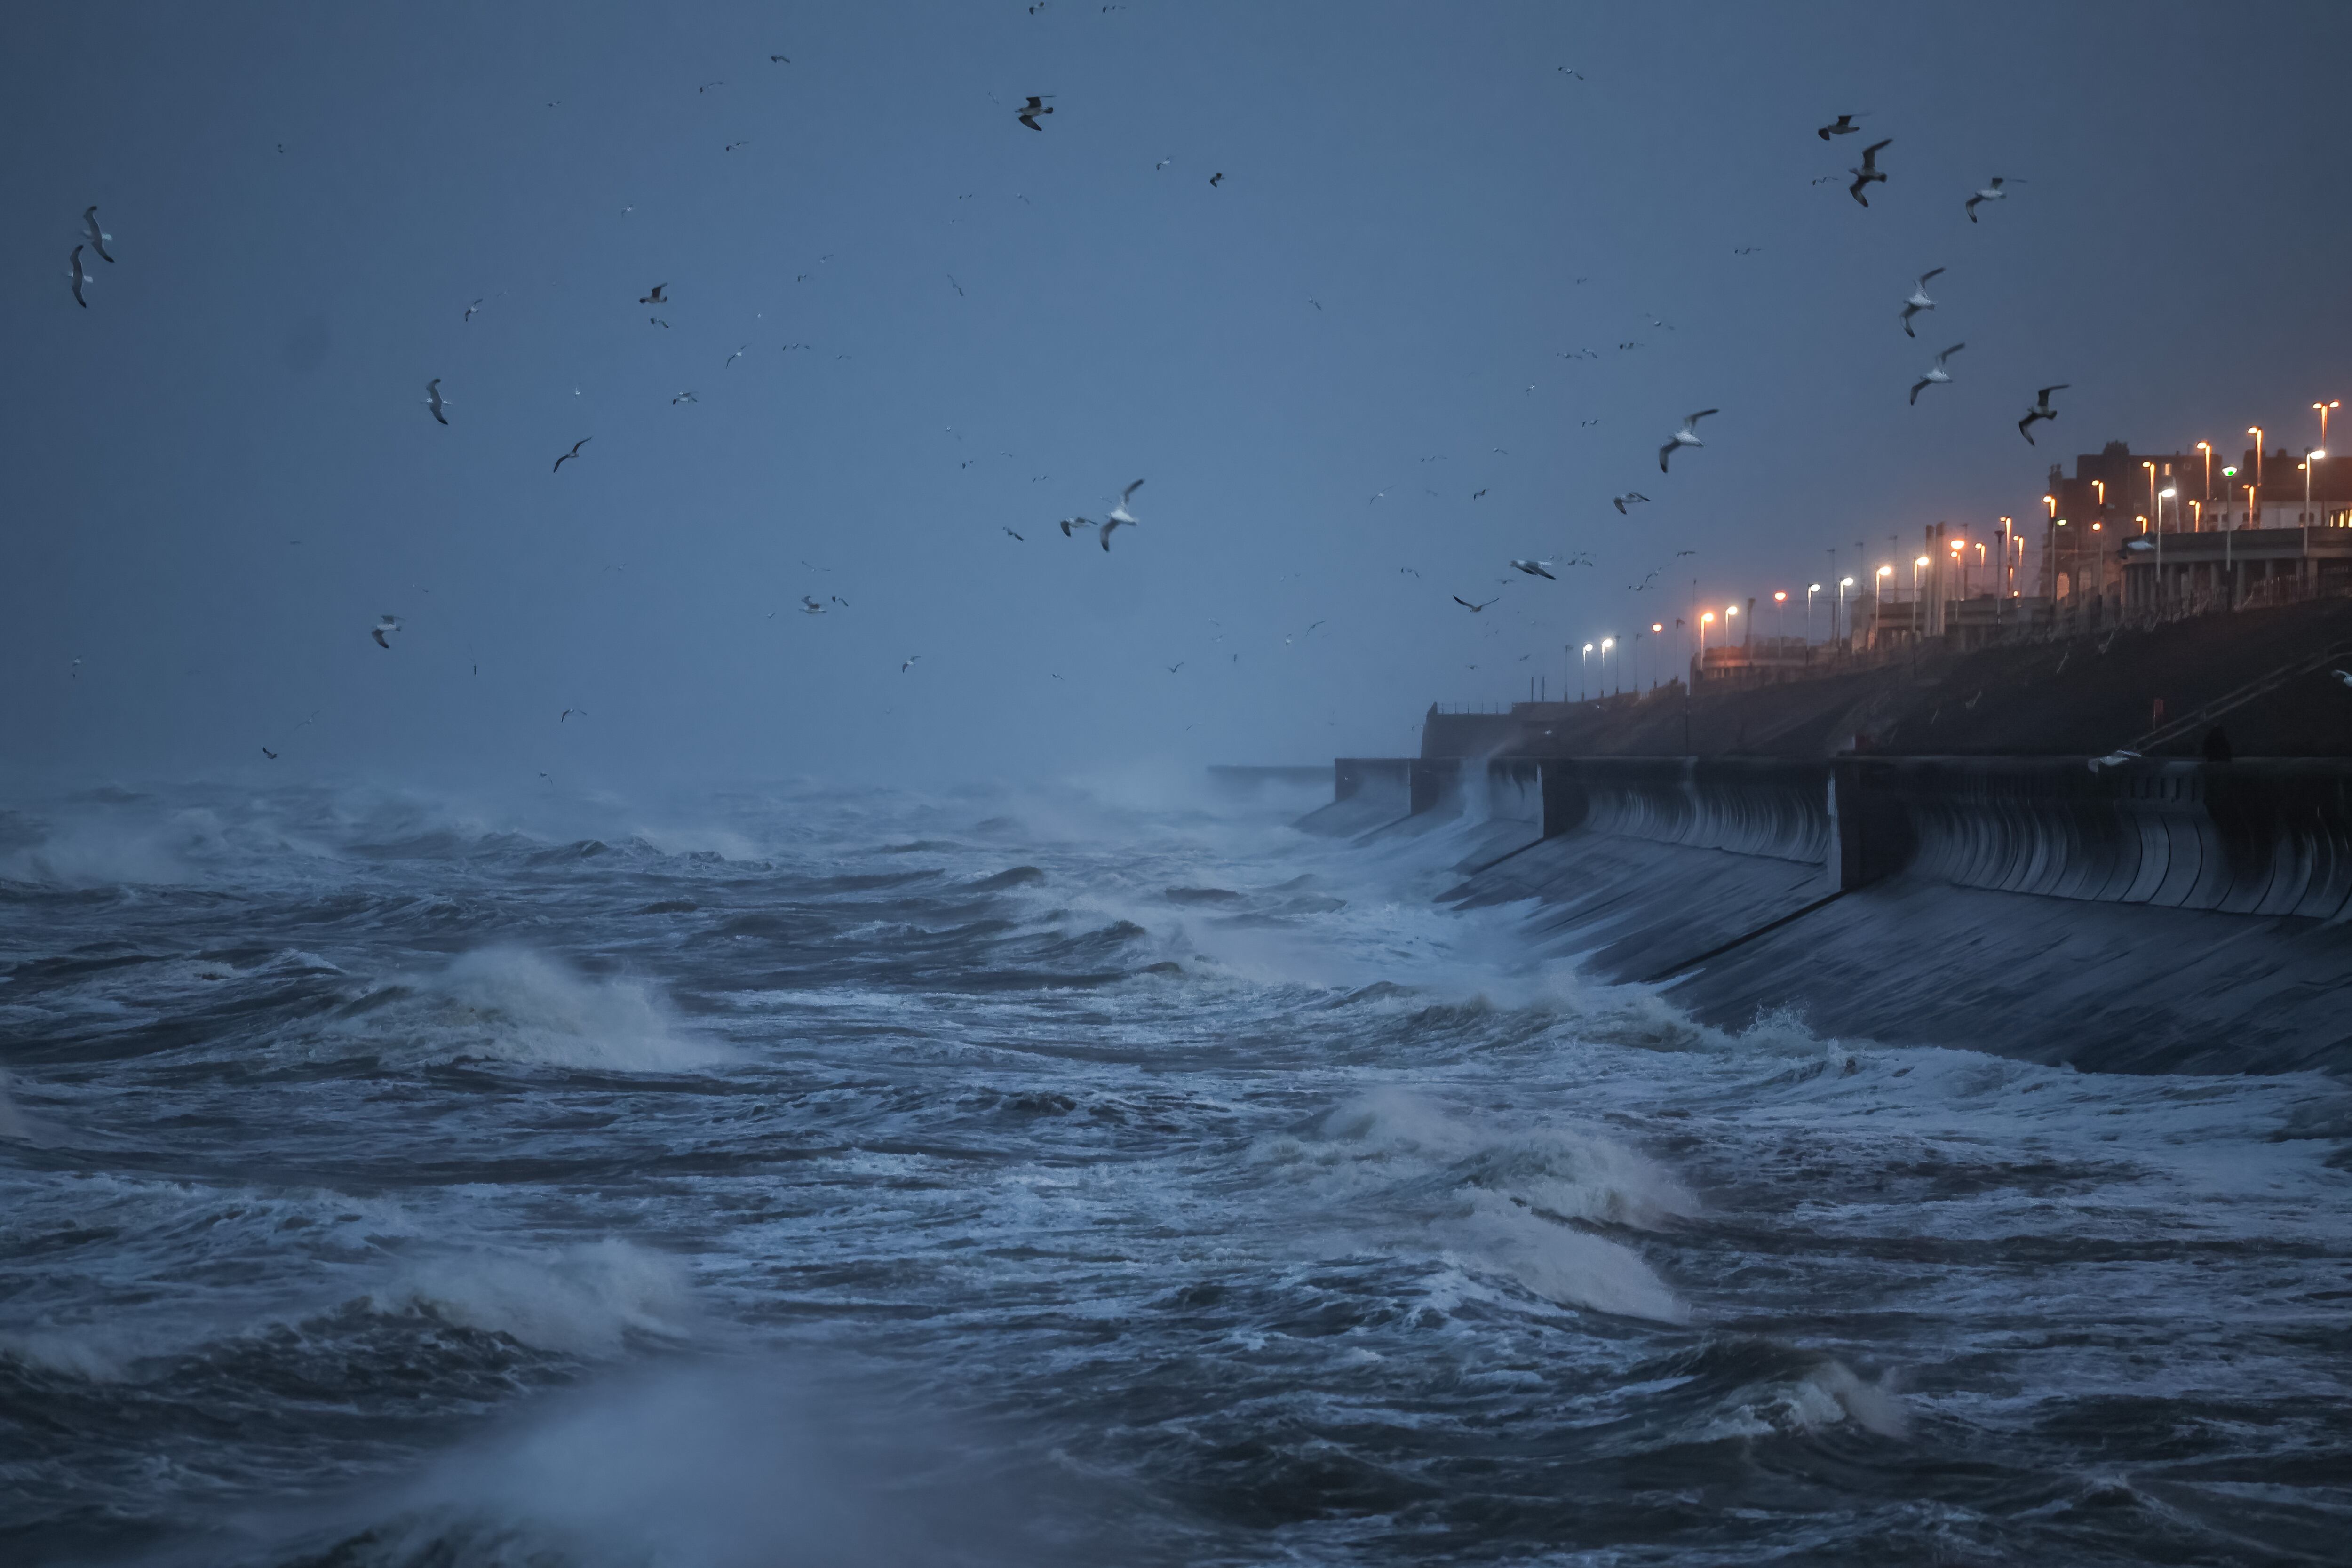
[2306,451,2326,552]
[2250,426,2265,491]
[1773,589,1788,651]
[1601,636,1616,694]
[2317,400,2340,453]
[2196,441,2212,508]
[2157,487,2176,608]
[1836,577,1854,649]
[1806,582,1820,644]
[1581,641,1592,700]
[1650,622,1664,689]
[1697,613,1714,674]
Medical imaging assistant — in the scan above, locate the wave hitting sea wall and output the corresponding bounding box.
[1308,756,2352,1075]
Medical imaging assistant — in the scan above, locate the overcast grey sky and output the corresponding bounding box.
[7,0,2351,788]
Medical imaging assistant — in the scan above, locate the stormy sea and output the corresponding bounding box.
[1,777,2346,1568]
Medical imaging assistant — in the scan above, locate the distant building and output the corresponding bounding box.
[2041,440,2352,615]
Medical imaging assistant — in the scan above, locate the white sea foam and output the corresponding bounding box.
[372,1240,695,1357]
[358,948,722,1072]
[1278,1089,1697,1322]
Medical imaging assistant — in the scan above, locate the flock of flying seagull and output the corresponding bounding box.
[56,77,2073,746]
[1455,112,2062,624]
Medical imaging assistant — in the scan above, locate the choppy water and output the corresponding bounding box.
[1,777,2347,1567]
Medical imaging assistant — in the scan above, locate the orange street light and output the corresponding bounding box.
[2195,440,2212,500]
[2249,426,2265,488]
[2317,401,2341,451]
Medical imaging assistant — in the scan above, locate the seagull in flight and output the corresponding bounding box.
[1900,268,1944,338]
[1658,409,1717,472]
[725,344,747,367]
[639,282,667,304]
[464,297,484,322]
[1209,171,1224,187]
[1100,480,1142,551]
[553,437,591,472]
[1003,526,1025,541]
[2018,384,2069,445]
[371,615,401,649]
[1453,596,1498,612]
[261,747,278,760]
[1613,492,1651,514]
[1817,113,1863,140]
[800,596,826,615]
[699,81,725,93]
[560,708,588,722]
[1058,515,1094,537]
[1848,139,1892,206]
[1965,176,2014,222]
[901,655,920,673]
[672,390,698,404]
[67,246,90,307]
[1509,559,1557,580]
[1166,662,1184,674]
[423,378,448,424]
[2331,669,2352,690]
[1017,95,1053,130]
[1909,343,1964,405]
[81,207,114,262]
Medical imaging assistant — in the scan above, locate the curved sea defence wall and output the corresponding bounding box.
[1309,755,2352,1074]
[1838,757,2352,920]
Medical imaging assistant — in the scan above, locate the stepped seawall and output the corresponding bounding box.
[1300,753,2352,1075]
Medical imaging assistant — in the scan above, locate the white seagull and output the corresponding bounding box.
[1965,177,2013,222]
[1612,492,1652,514]
[1509,559,1557,580]
[81,207,114,263]
[800,596,826,615]
[2018,384,2070,445]
[1817,113,1862,141]
[1017,95,1053,131]
[67,245,90,308]
[2330,669,2352,690]
[1057,515,1095,537]
[1848,138,1892,206]
[371,615,401,649]
[1909,342,1965,405]
[1100,480,1142,551]
[1900,268,1944,338]
[1658,409,1718,472]
[424,378,448,424]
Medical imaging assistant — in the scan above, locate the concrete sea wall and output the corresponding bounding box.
[1310,755,2352,1075]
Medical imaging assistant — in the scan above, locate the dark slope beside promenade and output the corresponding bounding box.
[1425,597,2352,762]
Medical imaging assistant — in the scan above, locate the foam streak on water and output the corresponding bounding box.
[0,779,2346,1567]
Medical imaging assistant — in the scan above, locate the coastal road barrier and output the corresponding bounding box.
[1316,755,2352,921]
[1313,754,2352,1073]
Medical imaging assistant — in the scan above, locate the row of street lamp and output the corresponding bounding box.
[1567,403,2344,700]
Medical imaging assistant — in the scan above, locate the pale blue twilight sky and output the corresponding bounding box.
[6,1,2350,788]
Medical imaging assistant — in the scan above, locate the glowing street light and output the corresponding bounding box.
[1650,621,1663,689]
[2249,426,2265,489]
[1836,576,1854,644]
[1581,641,1593,699]
[1600,635,1616,693]
[1805,581,1821,642]
[2195,441,2212,502]
[1773,588,1788,643]
[2318,400,2341,452]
